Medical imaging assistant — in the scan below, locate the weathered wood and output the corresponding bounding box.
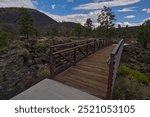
[49,47,55,79]
[73,43,77,64]
[48,38,125,100]
[58,53,73,64]
[49,38,112,80]
[55,45,115,99]
[78,48,86,57]
[106,39,124,99]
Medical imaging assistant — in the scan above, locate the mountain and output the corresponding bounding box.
[0,8,58,29]
[59,22,78,29]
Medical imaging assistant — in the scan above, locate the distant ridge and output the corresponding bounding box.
[0,7,78,33]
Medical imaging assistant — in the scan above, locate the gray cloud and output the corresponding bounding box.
[74,0,140,10]
[0,0,35,8]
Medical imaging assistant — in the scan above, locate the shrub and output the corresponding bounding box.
[9,40,24,49]
[137,19,150,48]
[37,67,50,80]
[35,39,50,52]
[112,77,149,99]
[0,32,10,49]
[119,64,149,84]
[129,70,149,84]
[120,64,131,75]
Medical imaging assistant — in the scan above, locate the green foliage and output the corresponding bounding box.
[37,67,50,80]
[83,18,93,37]
[97,6,115,29]
[120,64,131,75]
[120,64,149,84]
[0,32,9,49]
[49,27,59,37]
[0,23,18,40]
[137,19,150,48]
[9,40,24,49]
[35,39,51,52]
[113,77,149,99]
[74,23,83,38]
[94,6,116,38]
[84,18,93,29]
[18,8,35,39]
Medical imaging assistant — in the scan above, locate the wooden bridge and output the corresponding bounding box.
[49,39,124,99]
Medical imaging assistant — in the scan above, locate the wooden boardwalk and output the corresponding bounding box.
[12,40,124,100]
[55,45,115,99]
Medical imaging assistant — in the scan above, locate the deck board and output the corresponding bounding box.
[55,45,115,99]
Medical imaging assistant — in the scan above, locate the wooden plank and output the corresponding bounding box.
[57,77,107,98]
[55,45,115,99]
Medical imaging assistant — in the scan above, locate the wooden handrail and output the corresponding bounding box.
[106,39,124,99]
[111,39,124,55]
[51,38,106,48]
[49,38,112,79]
[53,41,95,55]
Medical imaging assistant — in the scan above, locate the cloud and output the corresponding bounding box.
[51,4,56,9]
[117,7,136,12]
[116,17,150,27]
[143,17,150,22]
[38,10,150,28]
[0,0,35,8]
[74,0,140,10]
[115,22,142,27]
[47,10,101,27]
[125,15,135,19]
[142,8,150,13]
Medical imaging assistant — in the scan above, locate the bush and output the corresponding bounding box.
[120,64,131,75]
[9,40,24,49]
[137,19,150,48]
[112,77,149,99]
[37,67,50,80]
[35,39,51,52]
[0,32,10,49]
[120,64,149,84]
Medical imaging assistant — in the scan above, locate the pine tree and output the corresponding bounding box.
[74,23,83,38]
[18,8,35,39]
[97,6,116,38]
[138,19,150,48]
[84,18,93,29]
[97,6,115,29]
[84,18,93,37]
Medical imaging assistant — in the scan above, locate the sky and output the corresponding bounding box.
[0,0,150,27]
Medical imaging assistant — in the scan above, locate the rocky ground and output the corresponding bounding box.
[122,43,150,77]
[0,37,74,99]
[0,45,49,99]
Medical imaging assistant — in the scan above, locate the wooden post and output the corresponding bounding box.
[49,47,55,79]
[102,40,104,48]
[106,54,115,99]
[106,39,108,46]
[100,40,102,49]
[98,39,100,49]
[86,40,89,57]
[94,39,96,52]
[104,39,106,47]
[74,43,77,64]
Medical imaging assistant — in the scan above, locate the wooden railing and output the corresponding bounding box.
[49,39,112,78]
[106,39,124,99]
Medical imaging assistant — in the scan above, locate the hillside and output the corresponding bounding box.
[0,8,78,35]
[0,8,58,28]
